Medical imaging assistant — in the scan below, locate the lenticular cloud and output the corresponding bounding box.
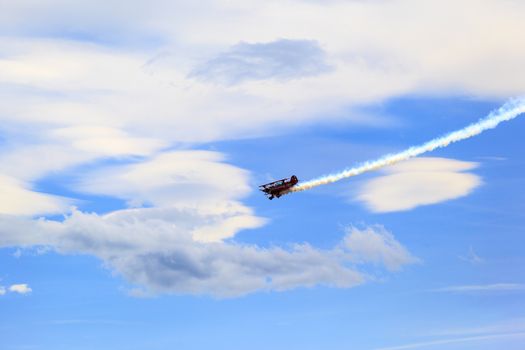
[291,98,525,193]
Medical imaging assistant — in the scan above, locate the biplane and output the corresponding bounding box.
[259,175,299,200]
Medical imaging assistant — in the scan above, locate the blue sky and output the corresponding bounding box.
[1,1,525,349]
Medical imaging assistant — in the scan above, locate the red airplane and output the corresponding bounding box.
[259,175,299,200]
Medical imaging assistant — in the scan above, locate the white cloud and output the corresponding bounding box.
[0,144,92,183]
[0,123,167,217]
[342,225,419,271]
[1,0,524,147]
[0,175,70,216]
[0,214,416,297]
[357,158,482,212]
[77,150,251,207]
[0,286,5,295]
[50,126,166,157]
[0,127,164,184]
[74,150,263,242]
[3,0,525,96]
[8,284,32,294]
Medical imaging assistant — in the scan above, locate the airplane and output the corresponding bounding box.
[259,175,299,200]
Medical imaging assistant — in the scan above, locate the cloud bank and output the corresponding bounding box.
[0,0,522,297]
[0,214,417,297]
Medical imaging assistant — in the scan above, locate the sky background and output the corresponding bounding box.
[1,1,524,349]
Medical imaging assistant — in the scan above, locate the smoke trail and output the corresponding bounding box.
[291,98,525,193]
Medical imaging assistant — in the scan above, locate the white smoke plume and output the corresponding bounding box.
[291,98,525,193]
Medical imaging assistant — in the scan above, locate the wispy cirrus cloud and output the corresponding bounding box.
[431,283,525,294]
[459,246,484,265]
[376,332,525,350]
[378,318,525,350]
